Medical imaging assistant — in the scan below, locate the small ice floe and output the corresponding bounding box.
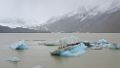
[7,57,20,62]
[51,43,87,57]
[59,36,81,45]
[108,43,120,49]
[44,41,60,46]
[91,39,110,48]
[90,46,103,50]
[44,36,81,46]
[10,40,28,50]
[34,65,41,68]
[98,39,109,45]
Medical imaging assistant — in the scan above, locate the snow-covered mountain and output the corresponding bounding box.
[44,0,120,33]
[46,0,120,23]
[1,0,120,33]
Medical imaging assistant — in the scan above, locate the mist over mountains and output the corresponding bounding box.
[0,0,120,33]
[0,7,120,33]
[0,18,50,33]
[44,3,120,33]
[45,10,120,33]
[0,25,50,33]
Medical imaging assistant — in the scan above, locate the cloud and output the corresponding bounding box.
[0,0,120,27]
[0,18,26,28]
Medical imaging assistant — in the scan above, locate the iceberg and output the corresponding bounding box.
[10,40,28,50]
[91,39,110,48]
[51,43,87,57]
[97,39,111,48]
[108,43,120,49]
[59,36,81,44]
[90,46,103,50]
[34,65,41,68]
[44,41,60,46]
[44,36,81,46]
[98,39,109,45]
[7,57,20,62]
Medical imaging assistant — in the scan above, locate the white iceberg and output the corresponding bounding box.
[7,57,20,62]
[44,36,81,46]
[59,36,81,44]
[98,39,109,45]
[91,39,110,48]
[34,65,41,68]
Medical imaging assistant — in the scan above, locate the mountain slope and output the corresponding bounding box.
[45,9,120,33]
[86,10,120,32]
[43,0,120,33]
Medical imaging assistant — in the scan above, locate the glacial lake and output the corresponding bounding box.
[0,33,120,68]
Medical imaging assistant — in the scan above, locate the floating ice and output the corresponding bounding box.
[44,36,81,46]
[91,39,110,48]
[51,43,87,57]
[10,40,28,50]
[59,36,81,44]
[7,57,20,62]
[108,43,120,49]
[61,43,87,57]
[98,39,109,45]
[44,41,60,46]
[34,65,41,68]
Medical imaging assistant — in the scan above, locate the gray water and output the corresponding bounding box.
[0,33,120,68]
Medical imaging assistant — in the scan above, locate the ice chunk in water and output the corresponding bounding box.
[51,43,87,57]
[34,65,41,68]
[10,40,28,50]
[60,43,87,57]
[7,57,20,62]
[98,39,109,45]
[108,43,120,49]
[91,39,110,48]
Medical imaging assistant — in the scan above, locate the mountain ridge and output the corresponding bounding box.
[0,25,50,33]
[43,6,120,33]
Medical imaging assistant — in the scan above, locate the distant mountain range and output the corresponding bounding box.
[0,25,50,33]
[0,8,120,33]
[0,0,120,33]
[44,6,120,33]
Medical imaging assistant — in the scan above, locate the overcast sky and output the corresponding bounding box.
[0,0,119,27]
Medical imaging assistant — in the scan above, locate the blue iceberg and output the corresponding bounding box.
[51,43,87,57]
[10,40,28,50]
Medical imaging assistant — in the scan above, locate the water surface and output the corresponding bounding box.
[0,33,120,68]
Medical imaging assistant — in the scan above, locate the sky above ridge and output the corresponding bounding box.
[0,0,119,27]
